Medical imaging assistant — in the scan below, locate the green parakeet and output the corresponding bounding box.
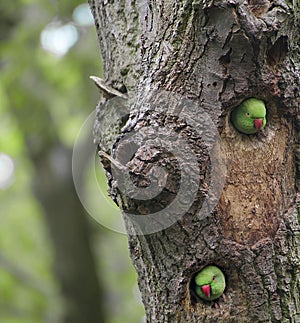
[194,265,226,301]
[231,98,266,134]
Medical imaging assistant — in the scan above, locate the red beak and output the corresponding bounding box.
[201,285,211,298]
[254,118,263,130]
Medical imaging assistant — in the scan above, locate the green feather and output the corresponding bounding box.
[194,265,226,301]
[231,98,266,134]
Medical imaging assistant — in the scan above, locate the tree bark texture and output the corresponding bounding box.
[89,0,300,322]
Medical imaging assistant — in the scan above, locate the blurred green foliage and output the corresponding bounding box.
[0,1,144,322]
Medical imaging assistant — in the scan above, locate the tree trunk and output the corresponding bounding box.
[31,143,107,323]
[89,0,300,321]
[1,3,108,322]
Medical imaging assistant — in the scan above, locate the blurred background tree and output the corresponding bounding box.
[0,0,145,322]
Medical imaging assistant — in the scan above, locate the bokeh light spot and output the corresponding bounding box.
[40,22,78,57]
[0,153,15,189]
[73,3,94,26]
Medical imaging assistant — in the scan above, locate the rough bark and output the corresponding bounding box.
[90,0,300,322]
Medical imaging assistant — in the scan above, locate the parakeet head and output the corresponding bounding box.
[194,265,226,301]
[231,98,266,134]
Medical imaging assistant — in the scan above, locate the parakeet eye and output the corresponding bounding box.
[246,112,250,117]
[212,275,216,281]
